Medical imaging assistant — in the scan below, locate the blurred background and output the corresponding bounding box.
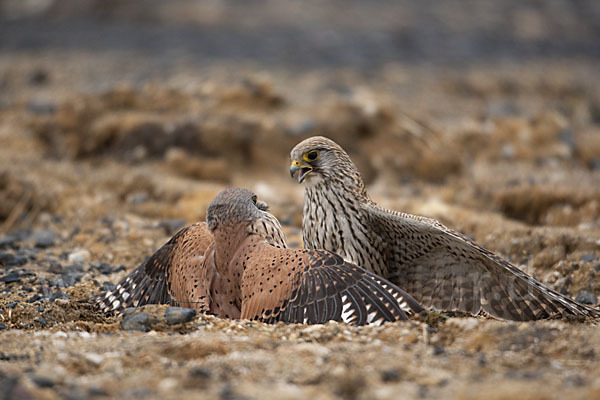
[1,0,600,233]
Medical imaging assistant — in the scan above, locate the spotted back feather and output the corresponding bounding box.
[239,239,423,325]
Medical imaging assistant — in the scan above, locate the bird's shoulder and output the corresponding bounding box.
[141,222,212,278]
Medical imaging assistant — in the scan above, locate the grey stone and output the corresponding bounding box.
[433,345,446,356]
[31,374,55,388]
[27,294,42,303]
[0,271,22,283]
[559,128,575,152]
[31,230,57,248]
[575,291,598,305]
[34,318,47,327]
[164,307,196,325]
[101,281,116,291]
[26,99,56,115]
[580,254,596,263]
[189,367,212,379]
[381,368,402,382]
[48,263,63,274]
[50,292,69,302]
[88,386,109,397]
[0,252,27,267]
[68,249,90,264]
[0,235,21,249]
[0,271,24,283]
[28,69,50,86]
[121,313,155,332]
[91,262,118,275]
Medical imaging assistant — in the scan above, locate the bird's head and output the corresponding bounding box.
[206,188,269,231]
[289,136,361,187]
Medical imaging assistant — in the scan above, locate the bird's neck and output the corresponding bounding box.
[213,224,251,273]
[304,173,368,209]
[302,177,369,252]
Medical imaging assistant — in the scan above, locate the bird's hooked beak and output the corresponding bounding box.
[290,159,313,184]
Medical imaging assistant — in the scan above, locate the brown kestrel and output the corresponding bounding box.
[290,136,600,321]
[97,188,423,325]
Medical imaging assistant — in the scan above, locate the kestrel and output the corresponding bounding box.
[97,188,423,325]
[290,136,600,321]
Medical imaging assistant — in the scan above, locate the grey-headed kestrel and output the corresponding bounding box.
[96,188,423,325]
[290,136,600,321]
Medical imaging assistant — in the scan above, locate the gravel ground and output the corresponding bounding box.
[1,1,600,399]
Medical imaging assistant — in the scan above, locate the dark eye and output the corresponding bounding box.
[251,195,258,205]
[306,150,319,161]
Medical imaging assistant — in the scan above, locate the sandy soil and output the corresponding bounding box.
[1,1,600,399]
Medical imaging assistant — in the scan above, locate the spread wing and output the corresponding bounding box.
[95,222,213,315]
[240,242,423,326]
[363,203,600,320]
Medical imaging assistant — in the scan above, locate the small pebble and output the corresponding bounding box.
[381,368,402,382]
[165,307,197,325]
[50,292,69,302]
[57,273,82,287]
[0,271,22,283]
[68,249,90,264]
[580,254,596,263]
[559,128,575,151]
[48,263,63,274]
[26,100,56,114]
[27,294,42,303]
[189,367,212,378]
[91,262,117,275]
[575,291,598,305]
[6,301,18,308]
[478,355,487,366]
[158,377,178,392]
[34,318,47,327]
[0,252,27,267]
[128,192,148,205]
[0,235,21,249]
[88,387,109,397]
[28,68,50,86]
[101,216,115,226]
[0,323,7,330]
[67,264,86,273]
[31,374,55,388]
[101,281,116,291]
[121,313,155,332]
[31,230,57,248]
[84,353,104,366]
